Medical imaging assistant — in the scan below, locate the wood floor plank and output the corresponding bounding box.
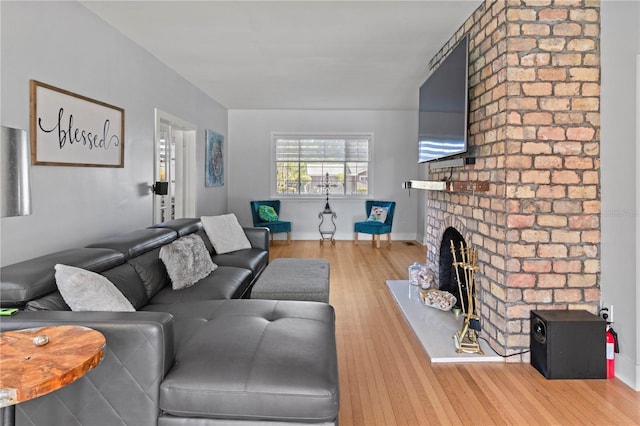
[268,240,640,425]
[469,365,528,425]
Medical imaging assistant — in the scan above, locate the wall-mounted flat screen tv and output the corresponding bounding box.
[418,35,469,163]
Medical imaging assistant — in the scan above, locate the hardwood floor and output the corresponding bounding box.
[269,240,640,426]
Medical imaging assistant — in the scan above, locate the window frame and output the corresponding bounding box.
[270,133,374,199]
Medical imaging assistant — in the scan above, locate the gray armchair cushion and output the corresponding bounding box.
[242,227,270,252]
[86,228,177,259]
[2,310,174,426]
[150,218,203,237]
[0,248,124,308]
[157,300,339,423]
[25,291,70,311]
[212,248,268,280]
[128,248,172,299]
[147,266,252,304]
[158,417,337,426]
[101,263,149,309]
[26,263,150,312]
[150,217,270,256]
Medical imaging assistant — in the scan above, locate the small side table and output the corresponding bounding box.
[0,325,105,426]
[319,202,337,246]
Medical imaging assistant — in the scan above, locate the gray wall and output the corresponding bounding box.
[227,110,419,241]
[0,1,228,266]
[601,0,640,390]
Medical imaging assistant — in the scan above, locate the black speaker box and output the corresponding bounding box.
[530,310,606,379]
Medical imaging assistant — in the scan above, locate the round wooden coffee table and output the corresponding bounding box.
[0,325,105,425]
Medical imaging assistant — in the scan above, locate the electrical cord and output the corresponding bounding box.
[478,336,530,358]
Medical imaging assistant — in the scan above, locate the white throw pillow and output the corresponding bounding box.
[54,264,135,312]
[201,214,252,254]
[159,234,217,290]
[368,206,388,223]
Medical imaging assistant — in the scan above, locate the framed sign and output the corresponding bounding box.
[30,80,124,167]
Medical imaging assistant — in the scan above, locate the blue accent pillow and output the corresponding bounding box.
[258,205,279,222]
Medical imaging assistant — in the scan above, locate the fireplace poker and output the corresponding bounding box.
[451,241,483,354]
[450,240,466,316]
[466,246,481,332]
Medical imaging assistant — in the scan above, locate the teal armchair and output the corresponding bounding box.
[250,200,291,244]
[354,200,396,248]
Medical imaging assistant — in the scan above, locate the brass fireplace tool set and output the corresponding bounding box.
[450,240,483,355]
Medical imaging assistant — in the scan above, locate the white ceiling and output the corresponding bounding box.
[81,1,480,110]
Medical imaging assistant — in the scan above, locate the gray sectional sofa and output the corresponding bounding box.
[0,218,339,426]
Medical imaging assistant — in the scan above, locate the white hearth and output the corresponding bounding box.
[386,280,502,363]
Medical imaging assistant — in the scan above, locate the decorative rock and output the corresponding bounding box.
[32,335,49,346]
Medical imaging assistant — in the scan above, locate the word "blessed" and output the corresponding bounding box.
[38,107,120,150]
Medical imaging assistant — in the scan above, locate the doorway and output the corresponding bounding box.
[154,109,196,224]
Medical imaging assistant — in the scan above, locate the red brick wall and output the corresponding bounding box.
[424,0,600,361]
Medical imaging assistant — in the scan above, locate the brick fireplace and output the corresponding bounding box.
[423,0,600,361]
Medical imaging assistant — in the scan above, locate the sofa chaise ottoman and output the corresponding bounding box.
[251,258,330,303]
[0,217,339,425]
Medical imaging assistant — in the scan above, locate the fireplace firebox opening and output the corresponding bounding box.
[439,227,469,310]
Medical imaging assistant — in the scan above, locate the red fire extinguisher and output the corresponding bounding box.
[606,325,619,379]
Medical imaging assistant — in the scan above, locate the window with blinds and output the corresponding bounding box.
[272,134,372,197]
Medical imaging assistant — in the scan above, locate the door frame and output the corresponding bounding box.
[153,109,197,223]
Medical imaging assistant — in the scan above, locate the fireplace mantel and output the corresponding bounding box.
[402,180,489,192]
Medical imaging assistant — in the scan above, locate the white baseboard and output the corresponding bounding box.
[278,231,421,243]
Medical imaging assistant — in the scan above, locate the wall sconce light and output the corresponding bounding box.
[152,181,169,196]
[1,126,32,217]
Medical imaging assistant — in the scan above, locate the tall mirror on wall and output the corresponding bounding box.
[153,109,197,224]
